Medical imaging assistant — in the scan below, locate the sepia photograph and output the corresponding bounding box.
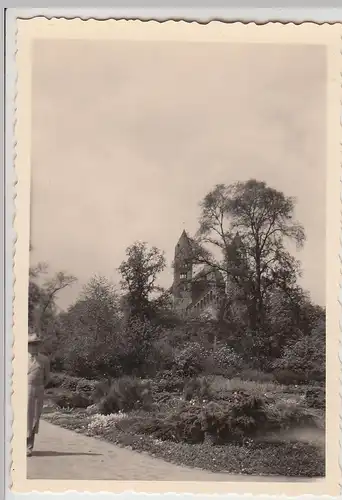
[11,18,341,494]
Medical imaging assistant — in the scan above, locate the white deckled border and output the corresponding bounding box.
[11,17,342,496]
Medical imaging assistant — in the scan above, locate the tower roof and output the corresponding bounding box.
[175,229,191,254]
[180,229,189,240]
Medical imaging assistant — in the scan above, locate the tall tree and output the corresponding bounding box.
[58,275,122,377]
[28,262,77,334]
[192,180,305,332]
[70,274,120,340]
[118,241,166,320]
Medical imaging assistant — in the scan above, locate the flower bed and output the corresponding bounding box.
[44,404,325,478]
[43,373,325,477]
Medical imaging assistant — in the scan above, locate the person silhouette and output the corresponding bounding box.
[27,333,50,457]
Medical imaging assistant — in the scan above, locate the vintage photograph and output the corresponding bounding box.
[12,19,341,493]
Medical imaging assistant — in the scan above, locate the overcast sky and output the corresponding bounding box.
[30,40,326,309]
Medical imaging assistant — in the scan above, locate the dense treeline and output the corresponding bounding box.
[29,179,325,386]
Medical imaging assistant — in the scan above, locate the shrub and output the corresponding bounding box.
[76,378,97,393]
[273,320,326,385]
[201,392,267,443]
[306,388,325,409]
[149,338,175,373]
[47,373,98,394]
[154,393,184,413]
[50,355,65,373]
[97,376,153,415]
[273,369,307,385]
[172,343,243,379]
[54,390,91,409]
[212,345,243,376]
[173,342,210,377]
[183,376,211,401]
[116,319,162,377]
[265,398,319,430]
[132,392,267,445]
[46,372,67,389]
[61,336,122,379]
[91,379,112,403]
[152,371,185,393]
[131,403,204,444]
[60,375,82,391]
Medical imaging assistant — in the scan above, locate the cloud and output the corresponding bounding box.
[30,40,326,307]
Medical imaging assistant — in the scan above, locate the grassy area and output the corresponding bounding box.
[43,372,325,478]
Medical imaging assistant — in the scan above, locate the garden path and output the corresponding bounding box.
[27,421,323,482]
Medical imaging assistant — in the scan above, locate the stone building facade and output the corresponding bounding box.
[172,230,226,318]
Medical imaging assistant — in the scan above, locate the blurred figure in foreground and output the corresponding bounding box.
[27,332,50,457]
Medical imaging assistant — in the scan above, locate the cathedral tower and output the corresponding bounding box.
[172,230,193,313]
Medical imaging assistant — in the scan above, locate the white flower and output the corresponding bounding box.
[87,412,126,434]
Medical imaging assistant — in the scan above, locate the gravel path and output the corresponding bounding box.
[27,420,322,482]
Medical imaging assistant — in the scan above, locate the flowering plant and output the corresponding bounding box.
[87,412,126,435]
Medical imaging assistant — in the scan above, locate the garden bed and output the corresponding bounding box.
[43,373,325,478]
